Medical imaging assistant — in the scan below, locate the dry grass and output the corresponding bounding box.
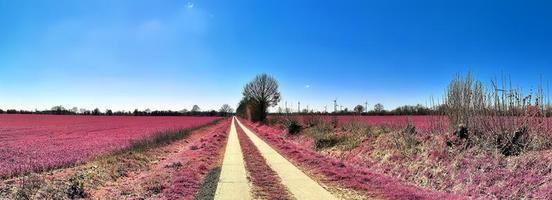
[443,73,552,155]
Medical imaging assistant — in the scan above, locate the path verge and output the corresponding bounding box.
[236,118,337,200]
[214,117,251,200]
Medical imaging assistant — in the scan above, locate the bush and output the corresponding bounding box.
[15,174,44,200]
[143,173,168,194]
[497,127,529,156]
[392,124,419,154]
[287,120,302,135]
[454,124,468,139]
[444,73,551,153]
[66,173,87,199]
[315,136,343,150]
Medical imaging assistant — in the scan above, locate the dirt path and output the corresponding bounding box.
[235,118,337,200]
[214,117,252,200]
[235,120,294,200]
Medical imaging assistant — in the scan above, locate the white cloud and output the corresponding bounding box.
[187,2,194,8]
[305,85,311,88]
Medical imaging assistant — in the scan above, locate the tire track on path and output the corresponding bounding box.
[214,117,251,200]
[235,118,337,200]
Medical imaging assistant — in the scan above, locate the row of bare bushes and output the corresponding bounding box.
[443,73,552,156]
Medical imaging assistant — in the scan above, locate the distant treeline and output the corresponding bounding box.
[271,104,442,116]
[271,102,552,117]
[0,104,235,117]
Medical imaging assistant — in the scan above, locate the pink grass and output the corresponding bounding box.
[271,115,552,198]
[0,114,220,178]
[162,119,229,200]
[240,119,464,199]
[236,124,292,200]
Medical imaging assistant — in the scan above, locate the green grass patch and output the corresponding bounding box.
[193,167,222,200]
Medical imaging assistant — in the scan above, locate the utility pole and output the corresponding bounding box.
[307,105,309,113]
[298,101,301,114]
[324,105,327,113]
[365,101,368,114]
[333,99,337,113]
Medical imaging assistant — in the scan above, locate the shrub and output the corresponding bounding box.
[15,174,45,200]
[0,186,10,197]
[314,136,343,150]
[497,127,529,156]
[66,173,87,199]
[287,120,302,135]
[392,123,419,154]
[454,124,468,139]
[143,173,168,194]
[444,73,551,153]
[165,161,183,169]
[36,181,67,200]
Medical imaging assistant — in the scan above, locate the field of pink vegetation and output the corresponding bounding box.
[0,114,220,178]
[276,115,552,199]
[285,115,448,131]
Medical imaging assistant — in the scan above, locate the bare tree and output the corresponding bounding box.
[374,103,385,113]
[219,104,234,116]
[242,74,281,122]
[354,105,365,114]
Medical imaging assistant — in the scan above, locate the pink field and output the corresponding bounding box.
[293,115,551,133]
[333,115,447,131]
[274,115,448,132]
[0,114,221,178]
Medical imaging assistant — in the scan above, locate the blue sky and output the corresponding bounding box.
[1,0,551,112]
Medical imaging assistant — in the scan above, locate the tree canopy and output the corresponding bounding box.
[239,74,281,122]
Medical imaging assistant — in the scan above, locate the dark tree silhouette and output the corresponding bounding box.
[354,105,365,114]
[51,105,66,115]
[92,108,101,115]
[219,104,234,116]
[191,105,201,112]
[374,103,385,114]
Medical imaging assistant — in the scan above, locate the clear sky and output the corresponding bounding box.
[1,0,551,112]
